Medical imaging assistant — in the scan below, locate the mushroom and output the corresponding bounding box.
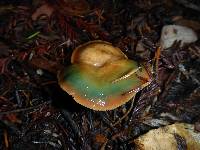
[58,40,152,111]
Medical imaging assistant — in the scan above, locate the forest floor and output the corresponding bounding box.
[0,0,199,149]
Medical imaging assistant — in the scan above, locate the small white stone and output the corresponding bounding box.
[36,69,43,76]
[160,25,198,49]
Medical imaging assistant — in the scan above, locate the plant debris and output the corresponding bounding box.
[0,0,199,149]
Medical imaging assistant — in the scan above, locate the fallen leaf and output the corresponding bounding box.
[32,4,54,21]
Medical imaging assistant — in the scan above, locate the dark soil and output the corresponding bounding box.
[0,0,199,149]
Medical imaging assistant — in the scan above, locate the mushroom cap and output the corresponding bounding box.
[58,40,151,111]
[71,40,127,67]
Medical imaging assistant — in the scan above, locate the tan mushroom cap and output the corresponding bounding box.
[71,40,127,67]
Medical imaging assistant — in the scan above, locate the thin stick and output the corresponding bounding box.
[112,96,135,126]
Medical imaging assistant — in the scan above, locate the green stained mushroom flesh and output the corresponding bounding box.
[58,59,151,111]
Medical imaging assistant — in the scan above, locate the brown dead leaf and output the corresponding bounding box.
[3,113,21,124]
[173,17,200,31]
[95,134,108,144]
[32,4,54,21]
[29,56,63,74]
